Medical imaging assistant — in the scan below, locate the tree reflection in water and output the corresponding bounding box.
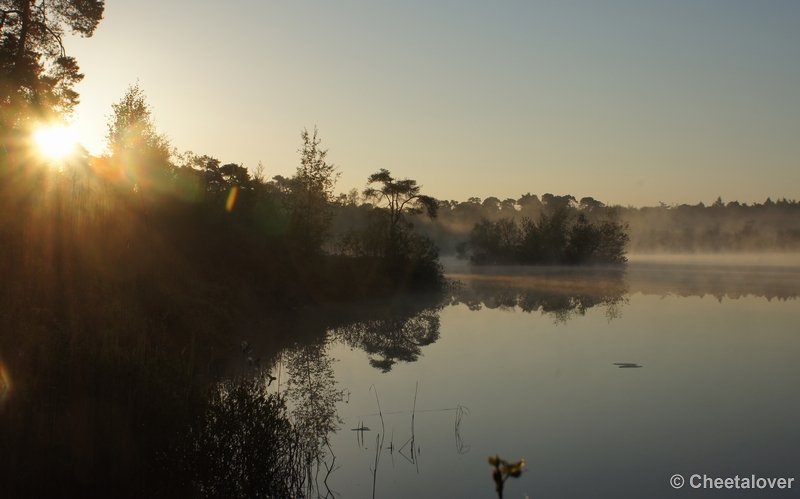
[188,378,306,498]
[328,271,629,375]
[183,264,800,497]
[284,340,344,497]
[188,349,344,499]
[332,297,443,372]
[185,274,628,496]
[451,268,630,323]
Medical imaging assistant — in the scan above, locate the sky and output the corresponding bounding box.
[64,0,800,207]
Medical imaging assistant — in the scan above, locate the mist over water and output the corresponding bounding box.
[628,252,800,268]
[443,255,800,300]
[229,255,800,498]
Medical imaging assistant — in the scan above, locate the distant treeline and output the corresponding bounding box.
[621,198,800,253]
[359,194,800,256]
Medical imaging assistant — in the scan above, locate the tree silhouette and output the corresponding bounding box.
[363,168,438,257]
[0,0,104,127]
[284,127,339,255]
[104,83,172,191]
[332,169,444,290]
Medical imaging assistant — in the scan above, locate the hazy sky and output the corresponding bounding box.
[66,1,800,207]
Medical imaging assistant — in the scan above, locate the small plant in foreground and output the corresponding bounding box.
[489,454,525,499]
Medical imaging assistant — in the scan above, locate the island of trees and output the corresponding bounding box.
[455,202,630,265]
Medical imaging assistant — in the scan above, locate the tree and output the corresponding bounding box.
[466,217,521,265]
[0,0,104,128]
[363,168,438,257]
[106,83,168,155]
[579,196,605,213]
[593,208,630,263]
[519,205,572,263]
[284,127,339,255]
[541,193,576,213]
[564,213,601,263]
[516,193,542,219]
[105,83,173,190]
[334,169,443,290]
[465,205,629,265]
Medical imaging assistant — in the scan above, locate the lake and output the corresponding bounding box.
[242,257,800,498]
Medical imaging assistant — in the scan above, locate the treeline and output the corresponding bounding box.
[2,84,445,302]
[620,198,800,253]
[387,194,800,256]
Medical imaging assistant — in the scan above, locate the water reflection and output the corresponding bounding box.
[229,262,800,384]
[447,262,800,324]
[339,382,470,498]
[450,268,630,323]
[331,296,444,372]
[283,340,343,497]
[188,378,307,498]
[626,262,800,301]
[197,262,800,498]
[188,360,344,498]
[328,271,634,375]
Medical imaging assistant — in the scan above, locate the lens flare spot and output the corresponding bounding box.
[33,126,78,161]
[226,186,239,212]
[0,361,10,406]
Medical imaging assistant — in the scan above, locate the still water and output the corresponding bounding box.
[259,258,800,498]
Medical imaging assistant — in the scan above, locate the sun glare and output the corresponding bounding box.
[33,126,78,161]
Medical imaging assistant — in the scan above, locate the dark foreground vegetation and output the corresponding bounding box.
[1,4,445,496]
[0,94,444,497]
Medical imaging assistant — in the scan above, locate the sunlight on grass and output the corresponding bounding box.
[33,126,78,161]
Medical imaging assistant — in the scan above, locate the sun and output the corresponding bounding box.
[33,126,79,161]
